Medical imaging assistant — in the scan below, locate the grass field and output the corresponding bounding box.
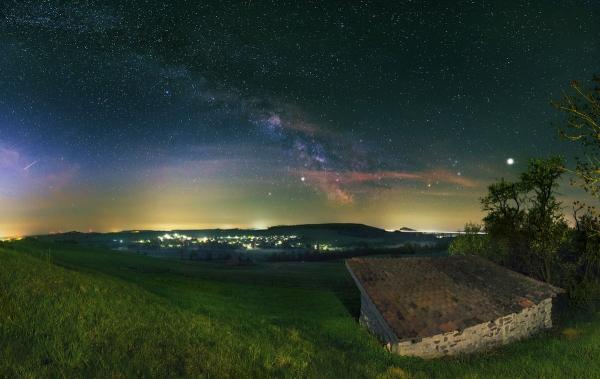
[1,240,600,378]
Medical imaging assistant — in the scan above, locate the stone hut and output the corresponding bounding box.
[346,256,563,358]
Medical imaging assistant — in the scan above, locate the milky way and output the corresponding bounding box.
[0,1,599,236]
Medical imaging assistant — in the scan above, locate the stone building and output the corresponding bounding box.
[346,256,563,358]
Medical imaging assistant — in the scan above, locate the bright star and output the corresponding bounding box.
[507,158,515,165]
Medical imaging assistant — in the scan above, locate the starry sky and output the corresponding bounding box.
[1,1,599,236]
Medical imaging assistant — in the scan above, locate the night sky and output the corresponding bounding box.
[1,1,599,236]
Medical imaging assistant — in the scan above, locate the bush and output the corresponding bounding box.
[448,223,490,257]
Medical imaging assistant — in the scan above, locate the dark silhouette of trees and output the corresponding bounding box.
[521,157,569,283]
[452,157,567,283]
[554,76,600,203]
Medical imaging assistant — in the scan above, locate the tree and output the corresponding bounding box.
[554,76,600,200]
[481,179,526,232]
[480,179,527,268]
[576,208,600,280]
[521,157,568,283]
[553,77,600,305]
[448,223,489,257]
[480,157,567,283]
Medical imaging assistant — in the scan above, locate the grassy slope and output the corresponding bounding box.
[0,241,599,378]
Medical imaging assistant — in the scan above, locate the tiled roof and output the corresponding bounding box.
[346,256,562,341]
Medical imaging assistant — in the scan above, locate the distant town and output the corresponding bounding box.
[121,232,309,251]
[29,224,458,261]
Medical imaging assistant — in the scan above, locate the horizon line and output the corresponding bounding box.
[1,223,468,240]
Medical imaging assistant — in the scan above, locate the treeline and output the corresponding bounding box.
[267,241,450,262]
[450,76,600,307]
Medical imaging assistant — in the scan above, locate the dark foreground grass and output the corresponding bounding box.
[1,241,600,378]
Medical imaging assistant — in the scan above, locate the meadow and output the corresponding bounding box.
[1,240,600,378]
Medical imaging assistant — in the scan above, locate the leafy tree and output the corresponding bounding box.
[448,223,489,257]
[481,179,526,231]
[578,211,600,281]
[569,202,600,280]
[521,157,568,283]
[554,76,600,201]
[480,179,528,268]
[480,157,567,283]
[564,203,600,306]
[551,77,600,305]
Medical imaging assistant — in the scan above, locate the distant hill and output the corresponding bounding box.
[33,223,455,248]
[267,223,389,238]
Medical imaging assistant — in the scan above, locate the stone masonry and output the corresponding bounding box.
[391,297,553,358]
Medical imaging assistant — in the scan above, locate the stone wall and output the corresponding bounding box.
[389,298,554,358]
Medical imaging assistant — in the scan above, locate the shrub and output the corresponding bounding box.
[448,223,489,257]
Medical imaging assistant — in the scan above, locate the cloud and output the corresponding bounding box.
[41,165,80,192]
[300,170,354,204]
[420,169,480,188]
[297,168,481,204]
[0,146,79,198]
[0,148,20,167]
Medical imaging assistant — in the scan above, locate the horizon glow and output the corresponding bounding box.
[1,2,599,237]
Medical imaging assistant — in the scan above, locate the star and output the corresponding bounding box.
[1,1,595,235]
